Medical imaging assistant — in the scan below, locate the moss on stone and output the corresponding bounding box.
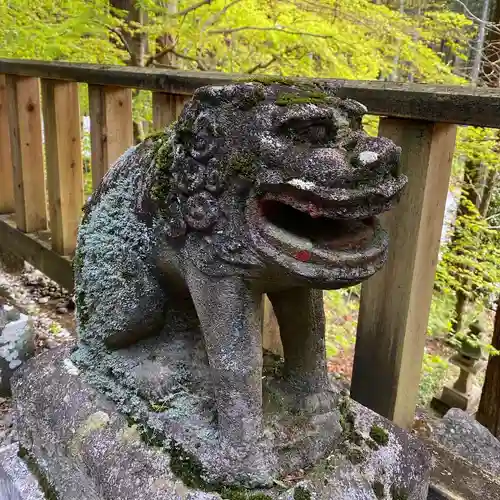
[244,76,319,93]
[228,153,258,181]
[372,481,385,499]
[148,399,170,413]
[369,425,389,447]
[338,396,355,442]
[145,129,169,142]
[346,447,366,465]
[219,486,273,499]
[390,484,409,500]
[152,139,174,204]
[293,485,311,500]
[366,439,380,451]
[275,91,331,106]
[76,290,89,328]
[18,446,59,500]
[169,440,208,490]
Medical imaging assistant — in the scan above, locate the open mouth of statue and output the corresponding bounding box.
[259,197,376,254]
[251,186,392,270]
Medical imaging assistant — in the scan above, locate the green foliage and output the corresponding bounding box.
[436,197,500,304]
[0,0,124,63]
[323,287,359,357]
[418,353,449,406]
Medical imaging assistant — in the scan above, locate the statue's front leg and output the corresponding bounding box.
[184,264,271,484]
[268,287,336,413]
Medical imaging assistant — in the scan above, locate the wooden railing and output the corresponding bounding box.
[1,58,500,429]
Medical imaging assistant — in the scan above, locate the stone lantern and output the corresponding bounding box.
[432,320,486,415]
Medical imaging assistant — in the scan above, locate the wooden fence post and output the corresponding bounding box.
[6,75,47,233]
[152,92,190,130]
[0,75,14,214]
[476,297,500,437]
[88,85,133,189]
[42,80,84,256]
[350,119,457,428]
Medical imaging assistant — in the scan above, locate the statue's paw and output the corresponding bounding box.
[214,441,275,488]
[295,389,338,415]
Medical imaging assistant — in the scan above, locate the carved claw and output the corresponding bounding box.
[294,389,338,415]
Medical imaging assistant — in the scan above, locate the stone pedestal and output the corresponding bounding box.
[11,346,432,500]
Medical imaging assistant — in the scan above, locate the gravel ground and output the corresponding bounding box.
[0,261,76,449]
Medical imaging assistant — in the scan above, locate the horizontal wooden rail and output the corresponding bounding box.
[1,59,500,127]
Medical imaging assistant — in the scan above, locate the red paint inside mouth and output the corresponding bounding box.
[295,250,312,262]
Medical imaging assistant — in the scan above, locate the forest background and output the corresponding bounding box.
[1,0,499,411]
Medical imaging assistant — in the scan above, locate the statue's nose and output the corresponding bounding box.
[351,136,401,173]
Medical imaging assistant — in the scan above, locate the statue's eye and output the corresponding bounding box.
[193,135,207,150]
[282,118,334,144]
[305,124,328,143]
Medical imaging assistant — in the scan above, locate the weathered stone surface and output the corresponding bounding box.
[13,346,430,500]
[0,444,46,500]
[0,305,35,396]
[73,80,408,487]
[426,438,500,500]
[432,408,500,479]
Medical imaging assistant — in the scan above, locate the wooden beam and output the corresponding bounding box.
[476,297,500,437]
[350,119,457,428]
[88,85,133,189]
[41,80,84,256]
[0,75,14,213]
[262,296,283,356]
[2,59,500,127]
[152,92,191,130]
[0,215,73,292]
[6,75,47,233]
[152,92,176,129]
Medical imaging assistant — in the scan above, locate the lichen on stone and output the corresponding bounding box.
[69,411,110,456]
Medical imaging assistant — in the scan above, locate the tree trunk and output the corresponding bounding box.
[476,297,500,437]
[481,0,500,85]
[449,159,485,335]
[471,0,490,84]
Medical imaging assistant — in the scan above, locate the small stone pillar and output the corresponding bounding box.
[431,320,486,416]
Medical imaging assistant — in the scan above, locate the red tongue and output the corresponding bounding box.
[295,250,312,262]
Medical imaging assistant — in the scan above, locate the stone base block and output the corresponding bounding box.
[430,385,481,416]
[12,347,431,500]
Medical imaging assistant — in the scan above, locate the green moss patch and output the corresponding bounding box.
[369,425,389,447]
[151,139,174,205]
[275,91,331,106]
[293,485,311,500]
[228,153,258,181]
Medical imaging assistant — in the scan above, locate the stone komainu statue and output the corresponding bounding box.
[73,80,407,487]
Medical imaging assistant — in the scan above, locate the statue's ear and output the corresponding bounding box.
[193,83,266,110]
